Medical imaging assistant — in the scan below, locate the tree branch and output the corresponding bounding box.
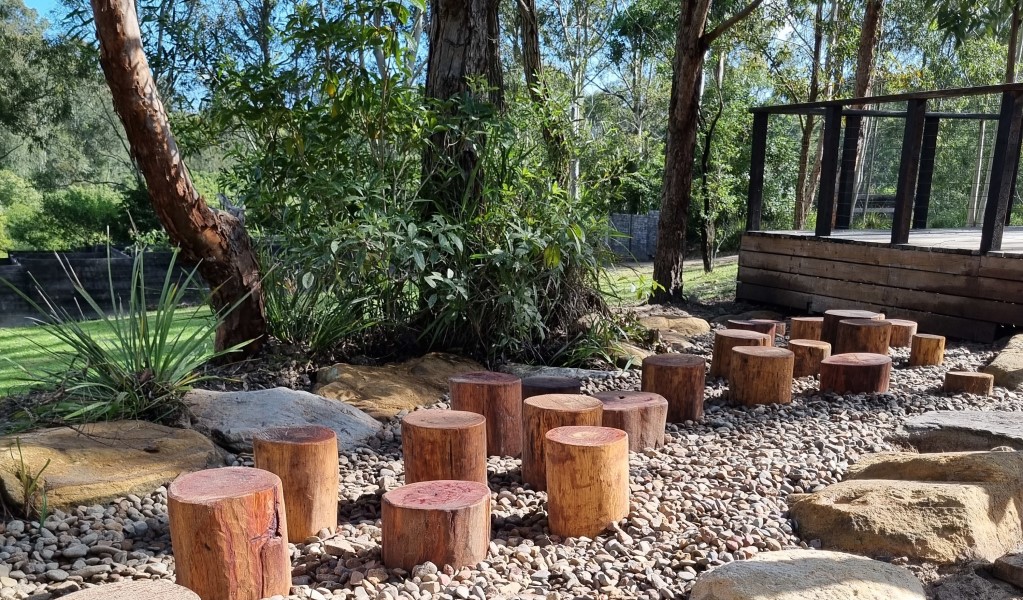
[704,0,765,46]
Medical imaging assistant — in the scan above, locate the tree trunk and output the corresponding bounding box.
[853,0,884,99]
[1007,3,1022,84]
[90,0,266,356]
[793,0,825,229]
[699,51,725,273]
[517,0,567,177]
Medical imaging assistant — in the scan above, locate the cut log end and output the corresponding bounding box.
[62,580,201,599]
[819,352,892,394]
[545,426,627,447]
[449,371,520,386]
[403,409,486,430]
[710,329,772,379]
[822,309,883,345]
[834,318,892,355]
[886,319,918,347]
[943,372,994,395]
[254,425,337,445]
[383,480,490,511]
[168,466,281,505]
[789,339,832,378]
[521,376,581,398]
[909,334,946,367]
[790,316,824,341]
[593,391,668,452]
[727,319,776,337]
[642,354,706,368]
[594,391,669,410]
[751,319,786,336]
[524,394,603,413]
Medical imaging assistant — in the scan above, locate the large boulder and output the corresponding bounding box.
[314,353,483,420]
[0,421,224,513]
[638,314,711,338]
[184,387,381,452]
[901,411,1023,452]
[983,334,1023,391]
[789,451,1023,564]
[690,549,925,600]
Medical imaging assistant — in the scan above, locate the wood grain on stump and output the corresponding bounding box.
[253,425,339,541]
[593,391,668,451]
[821,309,883,346]
[834,319,892,355]
[909,334,945,366]
[449,371,522,457]
[886,319,918,347]
[521,376,581,399]
[751,319,786,337]
[62,580,200,600]
[521,394,603,490]
[167,467,291,600]
[790,317,824,341]
[545,426,629,538]
[726,319,776,342]
[819,353,892,394]
[402,410,487,484]
[710,330,771,380]
[381,480,490,571]
[943,372,994,396]
[729,347,794,406]
[789,339,832,378]
[641,354,706,422]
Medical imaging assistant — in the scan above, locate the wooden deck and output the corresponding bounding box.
[736,228,1023,342]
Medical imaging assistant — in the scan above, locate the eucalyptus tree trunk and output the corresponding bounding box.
[793,0,825,230]
[518,0,568,176]
[90,0,266,356]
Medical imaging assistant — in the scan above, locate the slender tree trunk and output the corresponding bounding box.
[793,0,825,229]
[853,0,884,98]
[90,0,266,356]
[1007,3,1021,84]
[518,0,567,176]
[699,52,725,273]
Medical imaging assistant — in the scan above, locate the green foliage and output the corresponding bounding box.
[8,438,49,522]
[1,250,246,428]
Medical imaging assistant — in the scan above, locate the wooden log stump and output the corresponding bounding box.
[834,319,892,355]
[402,410,487,484]
[593,391,668,451]
[709,330,771,380]
[545,426,629,538]
[641,354,706,422]
[821,309,883,346]
[886,319,918,347]
[819,353,892,394]
[253,425,339,541]
[789,339,832,378]
[790,317,824,341]
[168,467,291,600]
[62,581,200,600]
[944,371,995,396]
[449,371,522,457]
[726,319,776,341]
[751,319,786,337]
[521,376,581,399]
[729,347,795,406]
[909,334,946,366]
[521,394,603,490]
[381,480,490,571]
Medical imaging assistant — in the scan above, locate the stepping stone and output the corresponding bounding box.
[690,549,925,600]
[62,580,200,599]
[983,333,1023,391]
[902,411,1023,452]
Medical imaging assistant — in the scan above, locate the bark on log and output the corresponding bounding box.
[726,319,776,341]
[821,310,883,346]
[886,319,918,348]
[90,0,265,355]
[381,480,490,571]
[789,339,832,378]
[545,426,629,538]
[729,347,794,406]
[819,353,892,394]
[401,409,487,484]
[943,372,994,396]
[834,318,892,355]
[521,394,603,490]
[593,391,668,451]
[710,330,771,380]
[751,319,786,337]
[909,334,945,366]
[449,371,522,457]
[521,376,581,399]
[253,426,339,541]
[167,467,291,600]
[62,581,200,600]
[790,317,824,341]
[641,354,706,422]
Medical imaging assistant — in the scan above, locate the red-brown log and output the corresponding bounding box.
[819,353,892,394]
[943,372,994,396]
[449,371,522,457]
[751,319,787,337]
[729,347,794,406]
[726,319,776,341]
[544,426,629,538]
[710,330,771,380]
[790,316,824,341]
[789,339,832,378]
[886,319,918,347]
[521,394,602,490]
[834,318,892,355]
[909,334,945,366]
[593,391,668,451]
[402,410,487,484]
[821,309,883,346]
[521,376,581,399]
[641,354,706,421]
[62,581,200,599]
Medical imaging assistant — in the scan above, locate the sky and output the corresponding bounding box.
[23,0,62,22]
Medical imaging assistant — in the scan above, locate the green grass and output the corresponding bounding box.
[0,307,213,397]
[603,259,739,305]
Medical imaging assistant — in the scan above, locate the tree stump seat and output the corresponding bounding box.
[402,409,487,484]
[886,319,918,347]
[729,346,795,406]
[641,354,706,422]
[909,334,945,366]
[521,394,603,490]
[819,353,892,394]
[61,581,200,599]
[789,339,831,378]
[545,426,629,538]
[834,318,892,355]
[593,391,668,451]
[521,376,581,399]
[943,372,994,396]
[449,371,522,457]
[727,319,777,339]
[790,316,824,341]
[710,330,771,380]
[751,318,786,337]
[381,480,490,571]
[821,309,883,346]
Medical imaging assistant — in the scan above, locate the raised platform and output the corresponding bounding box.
[736,229,1023,342]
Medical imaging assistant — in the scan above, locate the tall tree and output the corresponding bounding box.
[89,0,266,355]
[652,0,763,302]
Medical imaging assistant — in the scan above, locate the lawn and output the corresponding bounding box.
[603,258,739,305]
[0,307,213,396]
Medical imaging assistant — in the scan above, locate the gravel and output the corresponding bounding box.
[0,331,1017,600]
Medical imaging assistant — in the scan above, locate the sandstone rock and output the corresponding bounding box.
[184,387,381,452]
[901,411,1023,452]
[0,421,224,513]
[61,579,200,599]
[983,334,1023,391]
[658,331,695,352]
[690,549,925,600]
[314,353,483,420]
[790,451,1023,564]
[638,315,711,338]
[500,363,618,380]
[711,310,784,326]
[613,342,653,368]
